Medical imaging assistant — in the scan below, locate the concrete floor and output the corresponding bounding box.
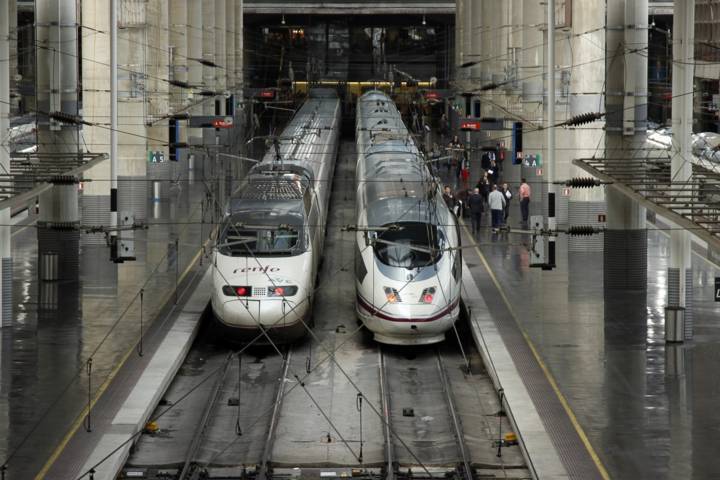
[0,178,209,479]
[465,201,720,479]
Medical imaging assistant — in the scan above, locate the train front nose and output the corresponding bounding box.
[215,273,310,330]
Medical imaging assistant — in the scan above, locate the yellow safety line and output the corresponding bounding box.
[34,245,206,480]
[461,221,611,480]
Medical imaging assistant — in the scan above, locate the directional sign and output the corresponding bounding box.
[188,116,233,128]
[212,117,233,129]
[715,277,720,302]
[460,120,481,131]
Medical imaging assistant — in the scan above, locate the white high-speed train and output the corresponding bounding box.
[354,90,462,345]
[211,89,341,343]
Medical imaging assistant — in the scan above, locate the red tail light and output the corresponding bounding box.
[423,293,434,303]
[222,285,252,297]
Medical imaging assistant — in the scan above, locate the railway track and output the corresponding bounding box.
[122,333,292,479]
[120,140,529,480]
[379,346,474,480]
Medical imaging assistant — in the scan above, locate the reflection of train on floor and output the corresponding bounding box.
[211,89,341,343]
[354,90,462,345]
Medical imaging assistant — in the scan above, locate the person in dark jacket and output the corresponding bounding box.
[468,188,484,235]
[443,185,458,214]
[476,174,490,206]
[501,182,512,223]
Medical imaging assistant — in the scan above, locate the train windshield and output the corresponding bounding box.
[218,221,302,257]
[373,223,443,269]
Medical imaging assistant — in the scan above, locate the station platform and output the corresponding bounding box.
[0,180,211,479]
[459,199,720,478]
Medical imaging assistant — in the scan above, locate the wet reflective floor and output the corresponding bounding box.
[468,209,720,479]
[0,178,210,479]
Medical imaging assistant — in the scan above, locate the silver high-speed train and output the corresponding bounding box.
[354,90,462,345]
[211,89,340,343]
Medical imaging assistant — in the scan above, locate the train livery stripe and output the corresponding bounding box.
[356,294,459,322]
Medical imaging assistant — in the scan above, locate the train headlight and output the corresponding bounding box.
[268,285,299,297]
[419,287,436,304]
[384,287,401,303]
[222,285,252,297]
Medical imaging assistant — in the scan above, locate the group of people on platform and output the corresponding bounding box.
[439,135,532,235]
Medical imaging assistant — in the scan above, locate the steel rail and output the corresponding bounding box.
[179,351,235,480]
[257,350,292,480]
[378,348,395,480]
[435,349,473,480]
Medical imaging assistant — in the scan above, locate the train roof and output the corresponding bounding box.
[357,90,447,226]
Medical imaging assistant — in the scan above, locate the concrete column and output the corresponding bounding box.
[668,0,695,339]
[8,0,16,113]
[469,0,482,83]
[215,0,227,109]
[603,0,648,291]
[202,0,216,116]
[1,0,12,326]
[81,0,111,246]
[239,0,245,94]
[187,0,203,146]
[567,2,606,251]
[115,0,149,223]
[36,0,81,277]
[455,0,464,71]
[36,0,79,153]
[225,0,236,95]
[169,0,189,183]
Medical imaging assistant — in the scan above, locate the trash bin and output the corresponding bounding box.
[40,252,59,282]
[664,306,685,343]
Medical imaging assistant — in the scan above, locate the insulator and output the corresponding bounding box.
[49,111,81,125]
[168,79,191,89]
[565,177,601,188]
[195,58,219,67]
[564,112,604,127]
[567,226,597,236]
[479,82,502,91]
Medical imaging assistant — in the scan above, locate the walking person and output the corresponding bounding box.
[448,135,462,173]
[519,177,531,224]
[476,173,490,206]
[502,182,512,224]
[468,188,484,236]
[488,184,506,233]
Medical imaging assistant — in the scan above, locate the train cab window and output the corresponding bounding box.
[218,219,303,257]
[373,222,443,269]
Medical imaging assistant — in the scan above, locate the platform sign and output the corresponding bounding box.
[148,150,165,163]
[715,277,720,302]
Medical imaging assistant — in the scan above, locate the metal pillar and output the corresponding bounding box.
[110,0,118,260]
[0,0,12,326]
[667,0,695,341]
[546,0,556,268]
